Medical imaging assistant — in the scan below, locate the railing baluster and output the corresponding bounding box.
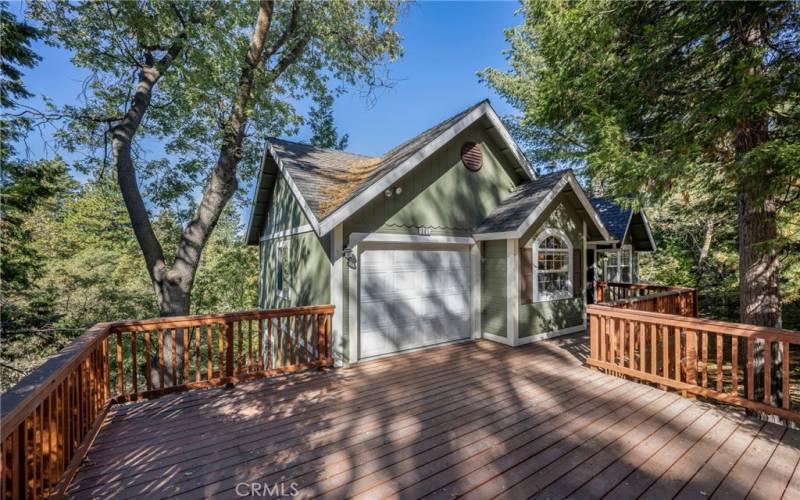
[764,340,772,405]
[686,330,698,386]
[639,321,646,372]
[207,325,213,380]
[183,327,190,384]
[731,336,738,395]
[237,320,243,374]
[674,327,682,383]
[248,320,254,372]
[716,333,723,392]
[258,319,264,371]
[226,322,234,378]
[217,323,225,377]
[158,329,165,389]
[783,341,791,410]
[267,318,273,370]
[131,332,138,396]
[115,332,123,396]
[170,329,178,386]
[701,331,708,388]
[144,331,152,391]
[747,338,755,400]
[194,327,201,383]
[628,321,635,370]
[650,324,657,375]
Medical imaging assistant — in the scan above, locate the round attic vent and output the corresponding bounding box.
[460,142,483,171]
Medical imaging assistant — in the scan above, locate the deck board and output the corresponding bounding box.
[67,335,800,499]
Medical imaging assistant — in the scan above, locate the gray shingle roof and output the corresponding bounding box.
[269,100,489,222]
[473,171,566,234]
[589,197,633,241]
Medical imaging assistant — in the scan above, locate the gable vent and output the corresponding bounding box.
[460,142,483,172]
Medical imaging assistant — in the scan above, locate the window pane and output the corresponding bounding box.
[276,247,283,291]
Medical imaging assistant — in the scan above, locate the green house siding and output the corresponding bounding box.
[344,124,522,239]
[263,177,310,236]
[482,240,507,337]
[259,231,331,310]
[518,195,585,338]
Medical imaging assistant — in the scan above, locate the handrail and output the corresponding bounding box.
[0,305,335,498]
[587,303,800,423]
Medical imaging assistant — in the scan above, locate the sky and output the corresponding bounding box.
[8,0,524,208]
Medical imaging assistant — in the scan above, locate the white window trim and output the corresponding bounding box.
[276,239,290,300]
[531,228,573,302]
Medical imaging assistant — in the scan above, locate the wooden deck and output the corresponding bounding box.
[67,335,800,499]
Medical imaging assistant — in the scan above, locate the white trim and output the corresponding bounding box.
[531,228,573,302]
[473,172,613,242]
[245,145,271,244]
[640,210,657,251]
[483,324,584,346]
[347,243,359,365]
[330,225,345,366]
[482,332,514,346]
[506,239,519,345]
[470,243,482,340]
[259,224,313,242]
[266,141,322,234]
[515,324,585,345]
[347,232,475,247]
[318,102,535,236]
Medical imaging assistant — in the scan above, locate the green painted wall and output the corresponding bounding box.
[263,177,309,236]
[518,194,585,338]
[482,240,507,337]
[344,124,522,238]
[259,231,331,310]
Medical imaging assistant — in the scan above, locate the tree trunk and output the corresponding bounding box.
[736,118,783,409]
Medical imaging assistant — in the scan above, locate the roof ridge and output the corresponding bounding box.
[267,137,378,159]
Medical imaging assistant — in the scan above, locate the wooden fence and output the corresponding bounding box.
[587,302,800,423]
[596,281,698,317]
[0,305,334,499]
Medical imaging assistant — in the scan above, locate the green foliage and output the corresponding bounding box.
[308,94,349,150]
[0,4,41,159]
[29,0,402,211]
[484,1,800,325]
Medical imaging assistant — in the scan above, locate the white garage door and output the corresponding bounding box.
[359,243,471,359]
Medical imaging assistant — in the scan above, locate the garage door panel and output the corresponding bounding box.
[359,244,470,359]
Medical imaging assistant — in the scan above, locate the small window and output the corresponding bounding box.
[276,241,290,299]
[604,247,632,283]
[533,231,573,301]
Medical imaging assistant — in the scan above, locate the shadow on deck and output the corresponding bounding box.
[68,335,800,499]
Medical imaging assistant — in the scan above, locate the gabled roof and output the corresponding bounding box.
[474,170,613,242]
[246,100,535,243]
[590,197,656,251]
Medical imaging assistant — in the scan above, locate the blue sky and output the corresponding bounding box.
[12,1,522,162]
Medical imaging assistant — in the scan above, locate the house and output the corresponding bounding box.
[245,100,655,363]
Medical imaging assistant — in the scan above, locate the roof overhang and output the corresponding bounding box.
[474,172,613,242]
[244,140,322,245]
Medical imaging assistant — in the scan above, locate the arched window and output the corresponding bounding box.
[533,229,573,301]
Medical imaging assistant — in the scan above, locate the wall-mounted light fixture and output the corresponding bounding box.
[343,246,357,269]
[384,189,393,198]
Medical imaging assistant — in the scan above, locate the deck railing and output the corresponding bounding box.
[0,305,334,499]
[588,288,800,423]
[595,281,698,317]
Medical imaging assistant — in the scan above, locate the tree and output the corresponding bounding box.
[483,1,799,405]
[29,0,402,317]
[308,94,349,150]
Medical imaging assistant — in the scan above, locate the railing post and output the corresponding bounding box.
[225,322,234,379]
[589,313,599,365]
